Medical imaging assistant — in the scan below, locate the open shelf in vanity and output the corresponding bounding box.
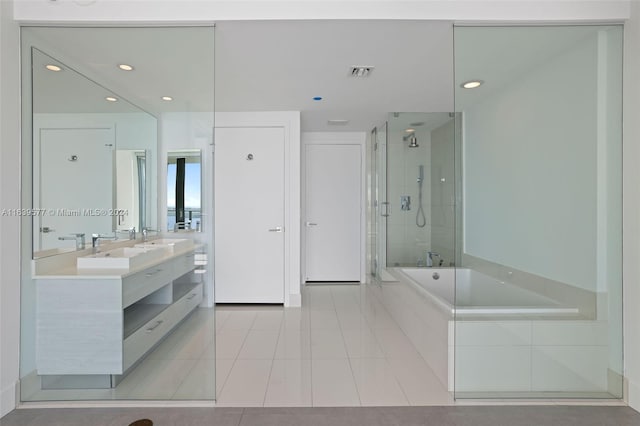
[33,242,204,388]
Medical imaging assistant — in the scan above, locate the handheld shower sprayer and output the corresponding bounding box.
[416,165,426,228]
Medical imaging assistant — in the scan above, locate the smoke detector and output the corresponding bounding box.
[350,66,374,78]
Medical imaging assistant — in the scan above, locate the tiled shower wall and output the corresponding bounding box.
[386,127,431,266]
[430,118,457,267]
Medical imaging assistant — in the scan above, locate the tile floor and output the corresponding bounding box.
[215,283,451,406]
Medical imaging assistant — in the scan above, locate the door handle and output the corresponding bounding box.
[268,227,283,232]
[305,222,318,227]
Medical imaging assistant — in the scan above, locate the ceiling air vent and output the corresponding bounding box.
[328,119,349,126]
[350,66,374,78]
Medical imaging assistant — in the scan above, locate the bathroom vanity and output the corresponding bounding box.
[33,238,203,388]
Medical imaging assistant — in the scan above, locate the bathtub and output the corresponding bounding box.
[391,267,580,316]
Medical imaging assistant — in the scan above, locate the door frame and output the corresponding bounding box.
[215,112,301,307]
[301,132,367,284]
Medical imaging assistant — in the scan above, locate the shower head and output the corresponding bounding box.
[407,134,419,148]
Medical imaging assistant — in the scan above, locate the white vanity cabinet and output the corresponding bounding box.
[35,247,202,380]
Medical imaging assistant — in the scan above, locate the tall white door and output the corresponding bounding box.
[214,127,285,303]
[305,144,361,282]
[38,128,114,251]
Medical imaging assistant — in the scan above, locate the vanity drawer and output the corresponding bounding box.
[123,307,173,372]
[173,250,197,278]
[178,283,203,315]
[122,265,173,308]
[122,283,203,372]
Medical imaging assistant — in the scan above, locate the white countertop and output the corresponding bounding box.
[33,241,204,280]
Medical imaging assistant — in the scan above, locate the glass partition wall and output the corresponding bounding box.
[453,25,623,398]
[20,27,216,402]
[370,24,622,402]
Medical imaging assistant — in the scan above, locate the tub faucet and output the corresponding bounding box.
[426,251,440,267]
[58,233,85,250]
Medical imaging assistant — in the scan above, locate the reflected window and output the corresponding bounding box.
[167,152,201,231]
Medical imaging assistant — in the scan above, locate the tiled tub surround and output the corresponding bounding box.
[29,238,203,392]
[376,265,618,396]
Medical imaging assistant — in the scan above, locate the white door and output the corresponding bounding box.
[214,127,285,303]
[38,128,114,250]
[305,144,361,282]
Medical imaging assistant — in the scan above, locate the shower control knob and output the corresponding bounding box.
[432,272,440,280]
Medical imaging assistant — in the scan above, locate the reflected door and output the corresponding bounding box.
[214,127,285,303]
[38,128,114,250]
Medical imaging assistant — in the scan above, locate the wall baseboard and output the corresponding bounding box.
[0,380,17,418]
[627,377,640,411]
[288,293,301,307]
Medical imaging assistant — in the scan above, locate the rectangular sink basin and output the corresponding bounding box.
[134,238,194,253]
[77,247,164,270]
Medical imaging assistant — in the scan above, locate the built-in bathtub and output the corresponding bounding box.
[372,267,613,394]
[393,267,580,317]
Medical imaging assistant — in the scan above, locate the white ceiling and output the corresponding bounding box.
[26,21,453,131]
[29,22,607,132]
[214,21,454,131]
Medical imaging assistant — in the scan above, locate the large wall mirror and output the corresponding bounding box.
[25,32,158,259]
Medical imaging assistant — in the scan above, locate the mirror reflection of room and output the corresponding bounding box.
[167,150,202,232]
[22,26,215,403]
[30,47,157,258]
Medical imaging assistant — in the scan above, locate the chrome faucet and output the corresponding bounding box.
[117,227,136,240]
[141,227,158,242]
[91,233,117,252]
[58,233,86,250]
[426,251,440,267]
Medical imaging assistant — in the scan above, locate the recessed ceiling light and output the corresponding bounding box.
[105,96,118,102]
[313,96,323,101]
[118,64,134,71]
[161,96,173,101]
[462,80,483,89]
[45,64,62,72]
[405,128,415,133]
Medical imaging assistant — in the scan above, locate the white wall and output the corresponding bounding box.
[462,29,617,292]
[623,1,640,410]
[0,0,21,417]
